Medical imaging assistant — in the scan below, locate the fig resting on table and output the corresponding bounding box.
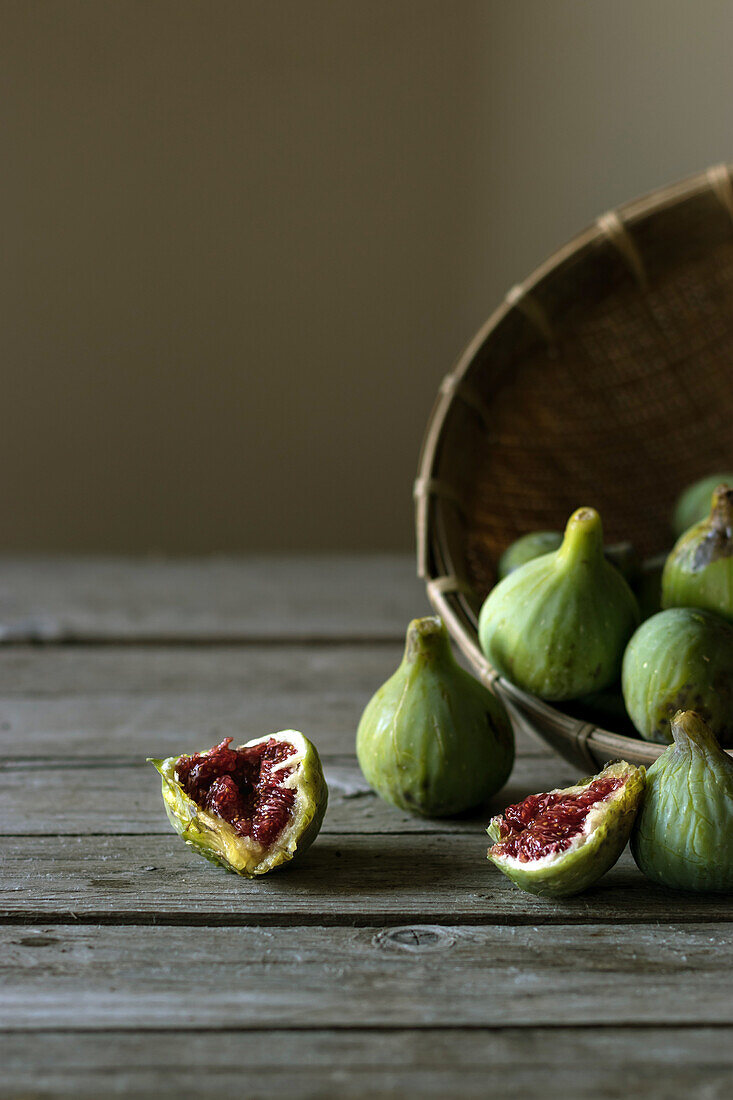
[150,730,328,877]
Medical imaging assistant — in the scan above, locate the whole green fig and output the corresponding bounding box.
[488,760,645,897]
[663,485,733,622]
[672,472,733,537]
[497,531,562,580]
[498,530,639,585]
[631,710,733,893]
[479,507,639,701]
[622,608,733,745]
[356,616,514,816]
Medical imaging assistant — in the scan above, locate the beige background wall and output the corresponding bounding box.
[2,0,732,552]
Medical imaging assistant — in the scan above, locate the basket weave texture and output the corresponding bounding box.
[416,165,733,770]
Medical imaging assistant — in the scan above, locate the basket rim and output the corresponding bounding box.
[416,161,733,486]
[415,162,733,767]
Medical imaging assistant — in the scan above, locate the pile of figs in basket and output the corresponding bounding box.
[358,474,733,898]
[151,474,733,900]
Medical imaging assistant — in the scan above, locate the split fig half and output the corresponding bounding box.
[487,761,645,897]
[149,730,328,876]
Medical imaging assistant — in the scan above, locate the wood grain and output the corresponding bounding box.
[3,833,731,926]
[4,1027,731,1100]
[0,644,548,759]
[1,553,728,1099]
[3,923,731,1030]
[0,555,427,642]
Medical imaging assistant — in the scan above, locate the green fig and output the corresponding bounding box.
[622,608,733,745]
[487,760,645,897]
[662,485,733,622]
[631,710,733,893]
[672,472,733,538]
[497,531,562,580]
[149,730,328,876]
[634,552,667,621]
[498,531,639,585]
[479,507,639,700]
[356,616,514,817]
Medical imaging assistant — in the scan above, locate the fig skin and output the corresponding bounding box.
[487,760,645,898]
[356,616,514,817]
[662,485,733,623]
[672,472,733,538]
[631,710,733,893]
[149,730,328,877]
[622,608,733,746]
[479,508,639,701]
[498,530,639,586]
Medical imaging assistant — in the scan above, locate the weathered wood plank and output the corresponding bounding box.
[2,833,730,924]
[0,643,400,761]
[2,923,731,1029]
[0,642,402,698]
[0,755,574,835]
[2,1028,731,1099]
[0,645,548,759]
[0,555,427,642]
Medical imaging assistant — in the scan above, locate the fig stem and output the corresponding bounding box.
[670,709,722,756]
[404,616,452,664]
[710,485,733,537]
[556,507,604,567]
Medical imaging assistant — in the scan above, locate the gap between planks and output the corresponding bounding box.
[4,1022,733,1033]
[0,554,429,645]
[0,634,408,648]
[3,911,728,928]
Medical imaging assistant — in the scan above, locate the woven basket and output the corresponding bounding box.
[415,164,733,771]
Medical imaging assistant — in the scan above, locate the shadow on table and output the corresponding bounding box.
[278,831,487,893]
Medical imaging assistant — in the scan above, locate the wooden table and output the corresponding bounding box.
[2,555,732,1098]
